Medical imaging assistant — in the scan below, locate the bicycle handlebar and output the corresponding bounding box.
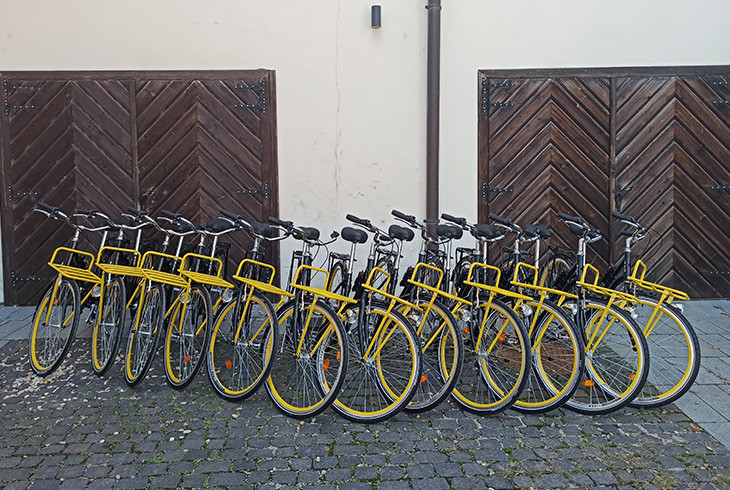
[391,209,416,225]
[440,213,467,227]
[346,214,373,231]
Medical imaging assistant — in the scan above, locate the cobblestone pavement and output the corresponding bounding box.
[2,336,730,490]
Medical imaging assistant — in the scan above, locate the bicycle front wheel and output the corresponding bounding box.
[566,299,649,415]
[164,286,212,389]
[513,299,584,413]
[333,301,422,423]
[267,298,348,418]
[451,299,531,414]
[629,295,700,408]
[91,276,126,376]
[207,291,278,401]
[29,277,81,376]
[401,299,463,413]
[125,283,165,387]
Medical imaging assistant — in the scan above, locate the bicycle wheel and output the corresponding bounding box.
[29,277,81,376]
[326,260,347,296]
[451,298,530,414]
[164,285,212,389]
[91,276,126,376]
[207,290,278,401]
[267,298,348,418]
[401,299,463,413]
[124,282,165,387]
[540,256,573,290]
[629,295,700,408]
[512,299,584,413]
[333,301,422,423]
[566,298,649,415]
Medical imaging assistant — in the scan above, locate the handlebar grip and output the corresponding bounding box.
[345,214,372,228]
[160,209,180,219]
[268,216,292,228]
[126,207,145,217]
[557,212,582,223]
[35,201,56,213]
[441,213,466,226]
[76,209,97,217]
[391,209,416,222]
[611,211,636,223]
[220,209,239,221]
[488,213,513,226]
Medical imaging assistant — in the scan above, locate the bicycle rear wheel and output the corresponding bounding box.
[451,298,530,414]
[333,301,422,423]
[91,276,126,376]
[124,283,165,387]
[207,291,278,401]
[267,298,348,418]
[29,277,81,376]
[164,286,212,389]
[566,299,649,415]
[513,299,584,413]
[629,295,700,408]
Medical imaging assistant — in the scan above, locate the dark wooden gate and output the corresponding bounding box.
[479,67,730,298]
[0,71,278,305]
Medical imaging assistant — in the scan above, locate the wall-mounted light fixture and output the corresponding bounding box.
[371,5,381,29]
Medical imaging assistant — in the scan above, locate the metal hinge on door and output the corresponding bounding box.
[3,81,36,115]
[712,184,730,193]
[481,183,513,199]
[7,186,38,202]
[233,78,267,113]
[10,272,52,287]
[237,184,270,198]
[481,79,514,113]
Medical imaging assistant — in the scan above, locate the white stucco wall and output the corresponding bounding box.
[1,0,729,290]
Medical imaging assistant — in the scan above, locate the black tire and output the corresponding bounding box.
[91,276,126,376]
[451,298,531,414]
[566,298,649,415]
[333,300,422,423]
[629,295,701,408]
[512,298,585,414]
[402,299,464,413]
[267,298,348,418]
[29,278,81,376]
[164,286,212,389]
[207,291,278,401]
[124,282,165,387]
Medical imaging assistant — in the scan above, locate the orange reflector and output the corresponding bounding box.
[54,299,60,306]
[336,351,341,361]
[583,379,596,387]
[225,359,232,369]
[184,355,191,363]
[463,327,470,334]
[629,374,636,380]
[323,359,330,371]
[420,375,428,384]
[498,332,506,343]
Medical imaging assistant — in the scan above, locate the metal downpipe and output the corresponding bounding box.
[426,0,441,235]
